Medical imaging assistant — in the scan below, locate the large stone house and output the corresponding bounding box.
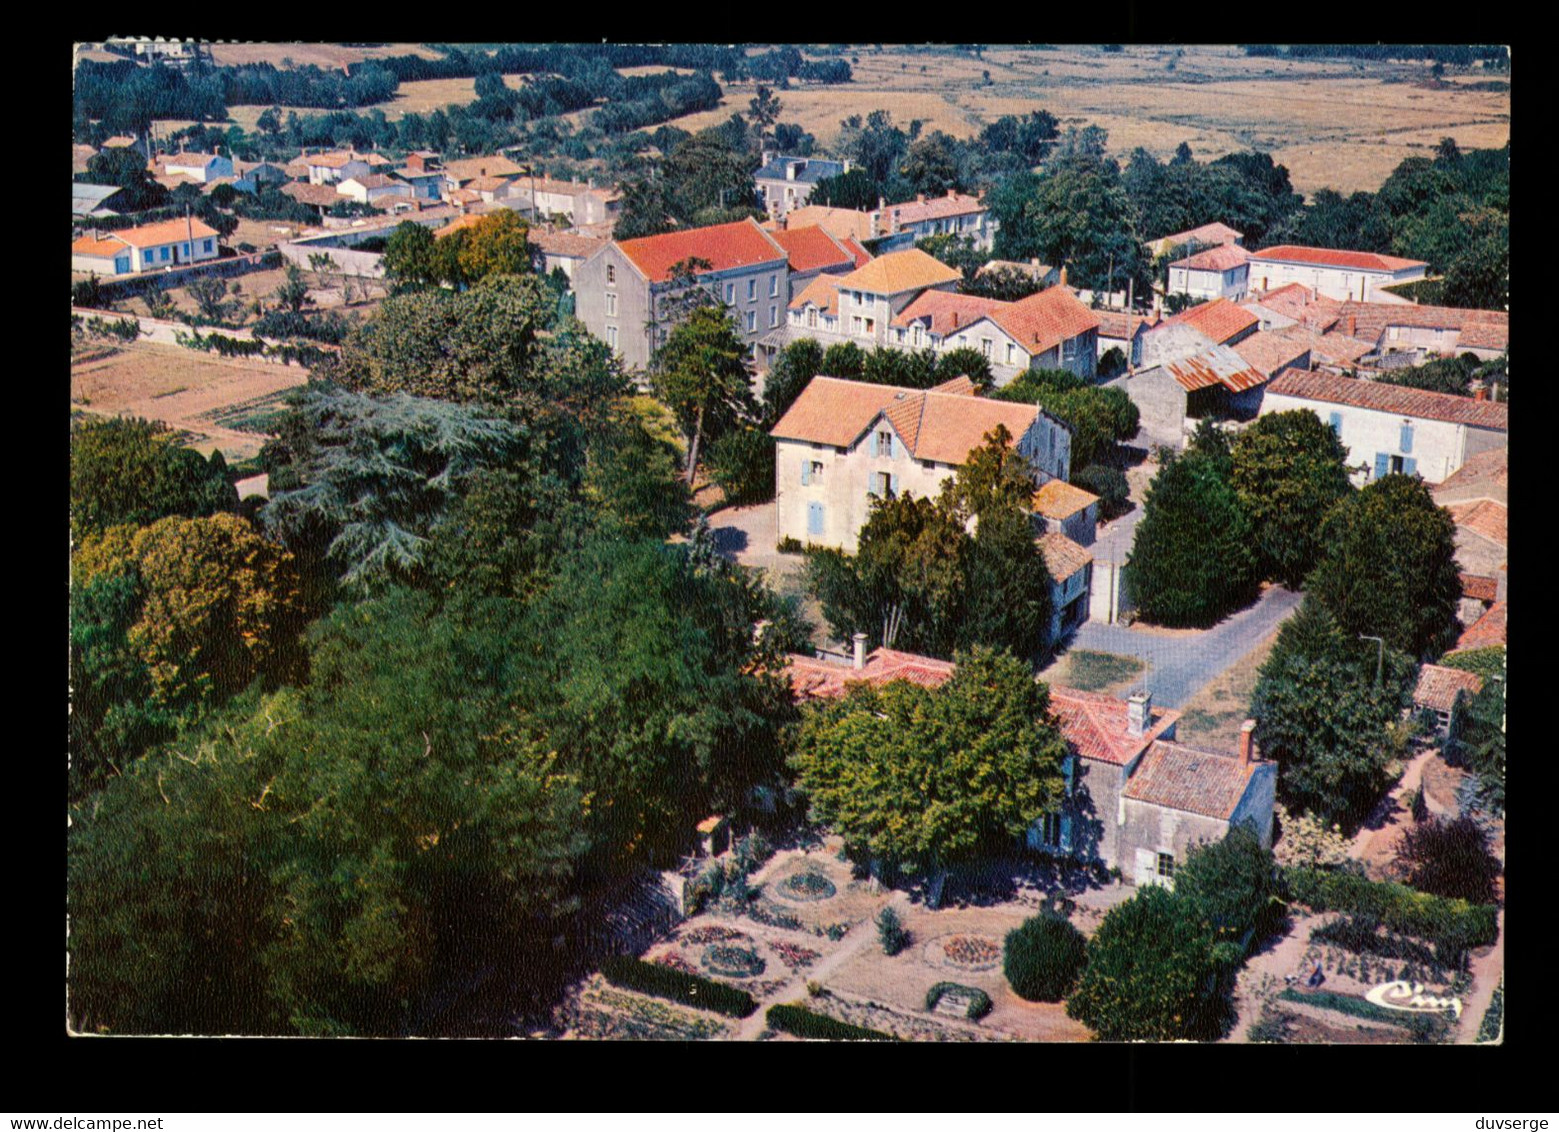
[754,153,849,221]
[784,652,1277,882]
[1260,371,1508,485]
[71,217,221,276]
[502,175,622,227]
[574,217,790,370]
[770,374,1072,553]
[1167,244,1252,302]
[1246,245,1429,303]
[787,248,1101,387]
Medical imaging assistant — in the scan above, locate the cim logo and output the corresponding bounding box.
[1364,980,1463,1019]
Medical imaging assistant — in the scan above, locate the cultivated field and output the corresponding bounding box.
[70,339,308,461]
[665,44,1511,196]
[205,43,443,68]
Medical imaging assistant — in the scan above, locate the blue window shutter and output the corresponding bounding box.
[1329,412,1342,435]
[807,502,823,535]
[801,461,811,486]
[1400,424,1414,453]
[891,435,904,459]
[890,474,900,497]
[1403,457,1417,477]
[1373,453,1389,480]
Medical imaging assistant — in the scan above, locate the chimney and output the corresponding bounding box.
[1472,383,1488,402]
[1348,315,1356,338]
[1126,691,1151,737]
[1058,264,1068,288]
[762,150,776,168]
[917,193,926,205]
[1237,719,1257,769]
[952,311,959,328]
[852,632,868,670]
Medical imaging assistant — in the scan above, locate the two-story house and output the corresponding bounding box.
[303,151,390,186]
[1166,244,1252,302]
[1247,245,1429,303]
[502,176,622,227]
[71,217,221,276]
[1260,370,1508,485]
[574,217,790,371]
[771,374,1071,552]
[871,191,998,252]
[161,151,234,185]
[1144,221,1244,260]
[754,153,849,221]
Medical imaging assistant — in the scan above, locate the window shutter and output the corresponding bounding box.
[801,460,811,486]
[891,435,905,460]
[807,502,824,535]
[1403,456,1417,477]
[1373,452,1389,480]
[890,473,900,497]
[1400,424,1414,453]
[1328,412,1342,435]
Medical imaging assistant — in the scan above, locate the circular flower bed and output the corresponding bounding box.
[702,944,767,979]
[940,934,1002,971]
[776,869,837,903]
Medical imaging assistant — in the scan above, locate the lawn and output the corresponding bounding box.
[1172,627,1280,750]
[1046,650,1146,694]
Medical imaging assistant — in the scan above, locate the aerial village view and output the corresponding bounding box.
[68,41,1509,1044]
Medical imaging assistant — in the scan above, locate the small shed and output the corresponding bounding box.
[696,814,730,858]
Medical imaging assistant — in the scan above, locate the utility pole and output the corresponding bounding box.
[1359,635,1384,689]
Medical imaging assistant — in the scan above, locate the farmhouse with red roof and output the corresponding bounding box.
[1247,244,1429,303]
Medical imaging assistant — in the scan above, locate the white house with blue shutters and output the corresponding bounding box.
[71,216,223,277]
[1260,370,1507,486]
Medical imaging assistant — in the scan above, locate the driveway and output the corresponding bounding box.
[1067,584,1303,709]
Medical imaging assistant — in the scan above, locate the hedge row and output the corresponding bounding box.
[1283,868,1498,961]
[924,982,993,1021]
[597,956,757,1019]
[765,1004,897,1041]
[1278,987,1446,1042]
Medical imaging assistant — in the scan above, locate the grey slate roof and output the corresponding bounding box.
[755,155,847,185]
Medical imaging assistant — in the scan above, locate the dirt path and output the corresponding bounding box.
[1456,908,1505,1043]
[1225,913,1320,1042]
[1349,748,1441,876]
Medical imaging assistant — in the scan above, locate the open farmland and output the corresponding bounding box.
[663,44,1510,195]
[205,43,444,68]
[70,339,308,461]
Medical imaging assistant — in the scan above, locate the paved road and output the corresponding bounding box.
[1068,584,1303,709]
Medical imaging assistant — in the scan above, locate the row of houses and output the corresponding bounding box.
[786,644,1275,887]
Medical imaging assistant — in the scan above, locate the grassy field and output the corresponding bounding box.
[1173,625,1281,750]
[1042,649,1145,695]
[206,43,443,68]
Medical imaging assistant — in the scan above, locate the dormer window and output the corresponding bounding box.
[876,430,894,457]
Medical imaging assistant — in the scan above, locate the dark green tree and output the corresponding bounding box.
[1173,825,1284,951]
[650,304,756,483]
[71,416,238,540]
[1004,912,1088,1002]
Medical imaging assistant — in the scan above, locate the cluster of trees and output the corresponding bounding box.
[383,213,535,292]
[69,251,833,1034]
[1375,352,1508,401]
[1127,413,1354,626]
[1442,648,1505,816]
[791,648,1069,879]
[1067,826,1283,1040]
[759,337,994,430]
[1244,45,1507,67]
[807,428,1055,660]
[1267,142,1509,310]
[989,368,1140,470]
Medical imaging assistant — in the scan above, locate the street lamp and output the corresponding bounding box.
[1359,635,1384,688]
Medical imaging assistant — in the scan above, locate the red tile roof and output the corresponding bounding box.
[530,230,606,259]
[1453,601,1506,652]
[1434,447,1508,503]
[282,182,347,208]
[1047,687,1181,767]
[1122,741,1258,820]
[769,224,856,274]
[1413,664,1485,713]
[1166,297,1260,345]
[616,218,787,285]
[839,236,872,269]
[880,190,987,226]
[1033,479,1099,520]
[987,287,1102,356]
[928,376,978,396]
[1156,221,1244,248]
[1038,532,1094,581]
[1171,244,1252,272]
[838,247,962,294]
[1459,573,1499,603]
[1333,300,1509,353]
[1231,329,1312,378]
[784,648,957,700]
[1096,311,1156,341]
[788,273,843,316]
[1445,499,1507,546]
[1251,245,1428,273]
[1265,371,1510,431]
[1163,345,1270,394]
[1246,284,1345,333]
[891,290,1008,337]
[71,216,219,252]
[771,376,1045,465]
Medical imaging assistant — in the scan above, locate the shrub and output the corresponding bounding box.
[1004,911,1087,1002]
[1071,464,1130,521]
[1246,1003,1294,1043]
[925,981,993,1020]
[1310,916,1439,968]
[1098,345,1127,378]
[876,906,909,956]
[73,275,106,309]
[1395,816,1501,905]
[683,861,725,916]
[1476,977,1504,1042]
[1277,987,1448,1043]
[777,535,804,554]
[1282,867,1498,965]
[598,956,758,1018]
[706,427,776,506]
[733,832,773,875]
[765,1004,896,1041]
